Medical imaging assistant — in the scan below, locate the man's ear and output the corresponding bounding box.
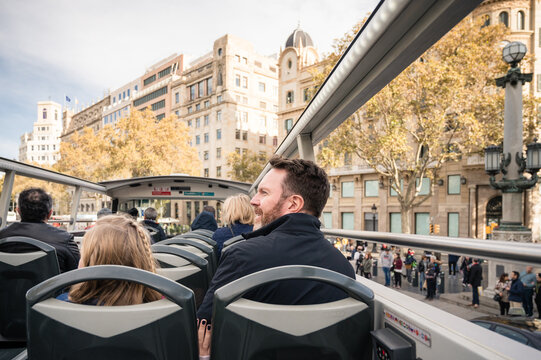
[287,194,305,213]
[16,207,21,216]
[46,209,53,221]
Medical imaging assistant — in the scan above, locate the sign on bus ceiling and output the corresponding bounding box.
[184,191,215,196]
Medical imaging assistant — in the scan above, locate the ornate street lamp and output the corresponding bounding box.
[371,203,377,252]
[484,41,539,235]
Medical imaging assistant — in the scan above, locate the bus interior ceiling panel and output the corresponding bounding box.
[360,277,540,359]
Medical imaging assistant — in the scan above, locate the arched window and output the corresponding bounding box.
[499,11,509,27]
[517,11,525,30]
[483,14,490,27]
[42,108,47,119]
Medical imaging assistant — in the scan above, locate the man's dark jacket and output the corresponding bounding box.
[469,263,483,288]
[142,219,167,242]
[509,278,524,302]
[0,221,80,272]
[196,213,355,320]
[190,211,217,232]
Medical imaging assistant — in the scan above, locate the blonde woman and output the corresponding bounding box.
[58,215,161,305]
[212,194,254,258]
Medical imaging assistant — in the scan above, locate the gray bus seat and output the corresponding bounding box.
[25,265,198,360]
[152,244,210,307]
[189,229,214,238]
[142,225,160,243]
[0,237,60,342]
[211,265,374,360]
[161,238,217,276]
[176,233,217,248]
[222,235,245,251]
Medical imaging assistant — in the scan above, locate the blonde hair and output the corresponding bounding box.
[222,194,255,226]
[69,215,161,306]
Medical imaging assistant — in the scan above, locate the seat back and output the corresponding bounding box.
[177,233,217,247]
[0,237,60,341]
[222,235,245,251]
[189,229,214,239]
[211,265,374,360]
[152,244,210,307]
[26,265,198,360]
[142,225,160,243]
[161,238,217,276]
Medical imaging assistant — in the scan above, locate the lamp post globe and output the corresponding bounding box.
[502,41,527,67]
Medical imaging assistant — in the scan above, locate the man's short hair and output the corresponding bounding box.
[144,207,158,221]
[512,270,520,278]
[127,208,139,219]
[18,188,52,222]
[203,205,215,216]
[97,208,112,218]
[269,156,330,218]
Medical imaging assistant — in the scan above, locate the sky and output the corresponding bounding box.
[0,0,379,160]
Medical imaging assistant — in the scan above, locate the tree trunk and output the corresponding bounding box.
[401,207,412,234]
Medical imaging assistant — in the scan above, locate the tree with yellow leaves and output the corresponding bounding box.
[56,108,200,181]
[316,17,540,233]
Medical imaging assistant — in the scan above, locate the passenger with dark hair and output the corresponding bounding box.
[0,188,80,272]
[127,207,139,220]
[190,205,217,232]
[469,258,483,308]
[196,156,355,351]
[142,207,166,242]
[509,271,524,310]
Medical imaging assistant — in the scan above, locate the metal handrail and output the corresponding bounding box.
[322,228,541,266]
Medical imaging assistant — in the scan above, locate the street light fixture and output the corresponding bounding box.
[526,139,541,174]
[484,145,502,176]
[371,203,377,252]
[502,41,527,68]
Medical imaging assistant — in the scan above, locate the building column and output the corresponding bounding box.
[469,185,477,238]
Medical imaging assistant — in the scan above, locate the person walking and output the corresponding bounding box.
[354,245,364,275]
[520,266,537,317]
[418,255,429,292]
[469,259,483,308]
[425,262,437,300]
[404,249,415,283]
[448,254,459,277]
[494,273,510,316]
[380,247,393,287]
[509,271,524,311]
[362,252,373,279]
[393,253,403,289]
[460,256,472,289]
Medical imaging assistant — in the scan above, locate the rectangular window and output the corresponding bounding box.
[364,212,379,231]
[537,74,541,92]
[415,212,430,235]
[204,115,209,126]
[242,76,248,88]
[390,179,404,197]
[204,100,210,109]
[133,86,167,107]
[158,67,171,78]
[196,118,200,128]
[365,180,379,197]
[286,91,294,104]
[447,175,461,195]
[216,129,221,140]
[448,212,459,237]
[341,212,355,230]
[175,92,180,103]
[216,110,222,121]
[156,113,165,121]
[216,147,222,158]
[416,177,430,195]
[188,106,193,114]
[273,136,278,146]
[322,212,332,229]
[259,135,266,144]
[204,168,209,177]
[285,118,293,133]
[235,147,240,154]
[198,81,205,98]
[151,99,165,111]
[258,82,266,92]
[122,91,126,99]
[390,213,402,233]
[217,95,222,103]
[175,110,179,117]
[134,85,138,92]
[235,75,241,87]
[143,74,156,86]
[127,89,130,97]
[303,88,311,102]
[216,166,221,177]
[189,85,196,101]
[242,131,248,141]
[341,181,354,197]
[195,135,200,145]
[195,103,200,111]
[203,151,209,160]
[236,129,241,139]
[187,120,192,127]
[204,133,209,143]
[207,78,213,95]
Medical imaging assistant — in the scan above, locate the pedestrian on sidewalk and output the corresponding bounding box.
[418,255,429,292]
[509,271,524,311]
[425,262,437,300]
[354,245,363,275]
[494,273,510,316]
[362,252,373,279]
[460,256,472,289]
[448,254,459,277]
[535,273,541,319]
[381,246,393,287]
[393,252,403,289]
[404,249,415,283]
[520,266,537,317]
[469,259,483,308]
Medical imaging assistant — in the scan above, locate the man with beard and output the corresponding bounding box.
[196,156,355,323]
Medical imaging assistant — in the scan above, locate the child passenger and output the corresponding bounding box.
[60,214,161,305]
